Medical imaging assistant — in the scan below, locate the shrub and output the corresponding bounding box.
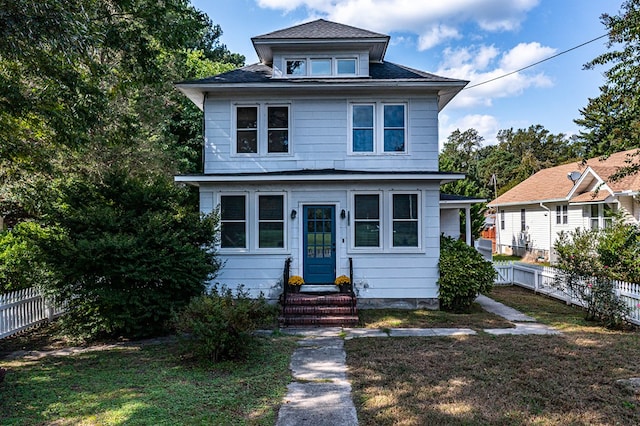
[438,235,496,312]
[554,228,630,328]
[173,285,278,362]
[36,170,220,339]
[0,222,56,293]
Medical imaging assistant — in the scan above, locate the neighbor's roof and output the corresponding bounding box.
[488,149,640,207]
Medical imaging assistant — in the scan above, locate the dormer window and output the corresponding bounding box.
[284,57,358,77]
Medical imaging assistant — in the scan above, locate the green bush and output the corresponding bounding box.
[438,235,496,312]
[0,222,56,293]
[173,285,278,362]
[36,170,219,339]
[554,228,630,328]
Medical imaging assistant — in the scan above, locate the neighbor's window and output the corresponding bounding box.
[286,60,306,76]
[352,105,374,152]
[520,209,526,232]
[337,58,357,75]
[392,194,418,247]
[258,195,284,248]
[236,107,258,153]
[500,210,505,230]
[556,205,568,225]
[383,104,405,152]
[354,194,380,247]
[220,195,246,249]
[267,106,289,153]
[590,204,599,229]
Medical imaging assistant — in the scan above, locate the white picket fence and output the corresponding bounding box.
[0,287,64,339]
[494,261,640,326]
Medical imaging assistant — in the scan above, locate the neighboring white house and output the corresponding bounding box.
[488,149,640,261]
[174,19,471,308]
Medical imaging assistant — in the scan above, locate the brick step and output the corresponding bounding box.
[280,315,359,327]
[283,305,356,316]
[285,294,354,306]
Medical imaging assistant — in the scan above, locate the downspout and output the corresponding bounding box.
[201,93,207,173]
[539,202,551,261]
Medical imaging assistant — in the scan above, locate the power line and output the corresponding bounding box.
[462,33,609,91]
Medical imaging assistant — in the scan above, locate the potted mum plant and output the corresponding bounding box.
[335,275,350,293]
[288,275,304,293]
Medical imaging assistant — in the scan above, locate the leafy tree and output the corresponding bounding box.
[439,129,488,239]
[576,0,640,177]
[37,170,219,339]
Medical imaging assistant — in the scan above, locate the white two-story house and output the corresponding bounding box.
[175,19,468,308]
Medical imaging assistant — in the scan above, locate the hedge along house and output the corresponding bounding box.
[175,19,471,312]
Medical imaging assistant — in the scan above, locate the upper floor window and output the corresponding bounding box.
[284,57,358,77]
[236,107,258,154]
[220,195,247,249]
[267,106,289,153]
[556,205,568,225]
[350,103,407,154]
[234,104,289,155]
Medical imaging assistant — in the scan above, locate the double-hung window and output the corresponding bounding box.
[520,209,526,232]
[235,105,289,155]
[236,107,258,154]
[352,105,374,152]
[392,194,419,247]
[258,195,284,248]
[220,195,247,249]
[556,205,568,225]
[267,106,289,153]
[354,194,380,247]
[500,210,505,230]
[350,103,406,154]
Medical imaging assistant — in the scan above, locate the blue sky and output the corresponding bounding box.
[190,0,620,148]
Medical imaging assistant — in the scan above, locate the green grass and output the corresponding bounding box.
[493,254,523,262]
[0,335,297,425]
[347,286,640,425]
[358,302,514,330]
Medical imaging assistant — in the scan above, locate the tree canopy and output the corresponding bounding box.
[576,0,640,177]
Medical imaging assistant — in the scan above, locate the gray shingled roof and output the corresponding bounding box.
[179,61,462,85]
[252,19,387,40]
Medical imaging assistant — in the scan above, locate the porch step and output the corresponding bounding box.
[281,315,358,327]
[300,284,340,293]
[280,293,358,327]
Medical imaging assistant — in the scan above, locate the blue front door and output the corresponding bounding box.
[303,206,336,284]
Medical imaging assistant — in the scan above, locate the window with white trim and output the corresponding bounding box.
[353,194,380,247]
[350,103,407,154]
[392,193,419,247]
[220,195,247,249]
[500,210,505,230]
[520,209,526,232]
[234,104,290,155]
[236,107,257,154]
[284,57,358,77]
[556,205,568,225]
[267,106,289,153]
[258,195,284,248]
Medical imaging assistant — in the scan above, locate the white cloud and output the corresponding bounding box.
[436,43,556,109]
[256,0,540,50]
[440,114,500,149]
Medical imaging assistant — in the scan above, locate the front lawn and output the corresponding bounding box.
[358,302,513,330]
[0,334,297,425]
[347,286,640,425]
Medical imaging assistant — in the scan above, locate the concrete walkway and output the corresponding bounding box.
[275,295,560,425]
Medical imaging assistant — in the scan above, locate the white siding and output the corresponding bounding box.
[202,95,440,174]
[440,209,460,239]
[201,181,441,301]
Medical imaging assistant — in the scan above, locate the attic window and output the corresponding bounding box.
[286,60,306,76]
[283,57,358,77]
